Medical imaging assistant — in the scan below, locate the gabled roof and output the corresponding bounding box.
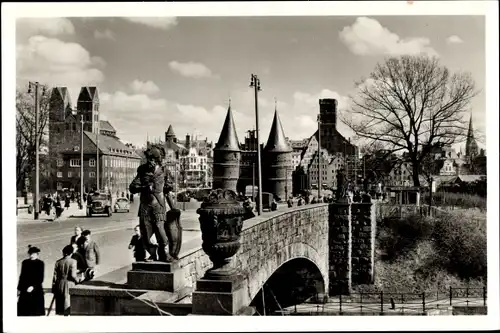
[84,131,141,158]
[78,86,99,103]
[99,120,116,133]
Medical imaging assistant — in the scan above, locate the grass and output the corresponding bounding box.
[353,211,487,294]
[421,191,487,211]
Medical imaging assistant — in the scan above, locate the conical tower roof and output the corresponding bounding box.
[165,124,176,138]
[215,105,240,151]
[264,109,292,153]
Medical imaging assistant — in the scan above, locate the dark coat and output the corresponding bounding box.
[17,259,45,316]
[82,240,100,268]
[70,234,83,246]
[52,256,79,315]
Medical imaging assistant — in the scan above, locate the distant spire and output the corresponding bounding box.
[215,104,240,151]
[264,109,292,153]
[228,96,231,109]
[274,97,277,111]
[466,113,478,157]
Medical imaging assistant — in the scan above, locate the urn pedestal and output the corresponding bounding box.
[191,189,248,315]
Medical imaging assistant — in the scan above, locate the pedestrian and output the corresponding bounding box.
[70,226,84,247]
[71,243,87,281]
[81,230,100,280]
[287,196,293,208]
[65,195,70,210]
[52,245,80,316]
[128,225,146,262]
[297,196,303,206]
[43,194,52,216]
[311,196,317,204]
[70,192,75,203]
[271,197,278,211]
[243,197,255,220]
[17,245,45,316]
[121,191,125,198]
[54,196,63,219]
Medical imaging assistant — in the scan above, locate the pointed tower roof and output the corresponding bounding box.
[467,114,475,139]
[165,124,176,138]
[215,103,240,151]
[78,86,99,103]
[264,103,292,153]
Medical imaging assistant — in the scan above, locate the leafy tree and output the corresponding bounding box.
[16,87,51,193]
[342,55,478,186]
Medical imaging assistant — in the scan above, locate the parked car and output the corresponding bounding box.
[114,197,130,213]
[255,192,273,212]
[87,192,112,217]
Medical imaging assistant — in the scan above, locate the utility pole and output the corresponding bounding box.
[317,114,321,200]
[28,82,45,220]
[250,74,263,216]
[96,121,100,190]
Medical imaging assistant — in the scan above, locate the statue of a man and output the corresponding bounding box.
[336,168,347,200]
[129,145,173,262]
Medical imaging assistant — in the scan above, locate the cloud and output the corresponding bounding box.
[339,17,438,57]
[168,61,218,79]
[16,18,75,41]
[16,36,105,101]
[129,79,160,95]
[94,29,116,40]
[122,17,177,30]
[446,35,464,44]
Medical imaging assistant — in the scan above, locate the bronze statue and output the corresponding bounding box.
[162,163,182,260]
[129,145,181,262]
[336,168,347,201]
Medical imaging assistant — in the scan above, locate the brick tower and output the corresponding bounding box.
[212,103,241,191]
[77,87,100,133]
[263,105,292,201]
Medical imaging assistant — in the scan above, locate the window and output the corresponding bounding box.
[89,159,96,167]
[68,172,73,178]
[70,159,80,167]
[105,159,108,167]
[57,172,62,178]
[57,159,64,167]
[90,172,96,178]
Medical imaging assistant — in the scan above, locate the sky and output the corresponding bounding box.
[16,15,486,149]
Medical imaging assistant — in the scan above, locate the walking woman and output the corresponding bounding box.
[70,226,84,246]
[17,245,45,316]
[52,245,80,316]
[54,196,63,220]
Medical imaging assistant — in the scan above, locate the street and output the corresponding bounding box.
[17,200,202,289]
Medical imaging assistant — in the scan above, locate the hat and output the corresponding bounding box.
[27,245,41,254]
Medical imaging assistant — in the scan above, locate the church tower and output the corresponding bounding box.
[263,101,292,201]
[48,87,73,151]
[77,87,99,133]
[465,114,479,158]
[212,102,241,192]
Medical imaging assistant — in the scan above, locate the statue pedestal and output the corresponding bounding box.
[192,274,246,315]
[127,262,183,292]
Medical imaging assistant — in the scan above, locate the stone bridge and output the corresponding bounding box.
[71,201,376,316]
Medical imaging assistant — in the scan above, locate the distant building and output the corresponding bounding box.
[307,151,331,189]
[47,86,141,194]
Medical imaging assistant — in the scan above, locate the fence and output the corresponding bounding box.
[279,287,487,315]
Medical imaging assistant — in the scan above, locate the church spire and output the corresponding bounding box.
[465,114,478,157]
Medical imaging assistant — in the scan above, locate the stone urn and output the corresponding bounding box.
[197,188,246,280]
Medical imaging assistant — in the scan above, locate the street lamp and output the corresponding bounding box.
[71,109,84,209]
[27,82,46,220]
[250,74,263,216]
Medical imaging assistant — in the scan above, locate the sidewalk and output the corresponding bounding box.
[17,203,87,225]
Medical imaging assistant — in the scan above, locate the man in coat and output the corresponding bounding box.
[52,245,80,316]
[81,230,100,280]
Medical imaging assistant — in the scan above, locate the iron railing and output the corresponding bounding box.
[280,287,487,315]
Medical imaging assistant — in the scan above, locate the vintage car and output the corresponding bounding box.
[255,192,273,212]
[114,197,130,213]
[86,192,112,217]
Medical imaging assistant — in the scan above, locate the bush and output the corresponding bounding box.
[422,191,486,210]
[432,212,487,280]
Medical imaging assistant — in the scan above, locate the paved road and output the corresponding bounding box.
[17,201,202,289]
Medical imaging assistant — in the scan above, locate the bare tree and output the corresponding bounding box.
[16,87,51,192]
[342,55,478,186]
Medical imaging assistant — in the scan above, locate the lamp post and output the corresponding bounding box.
[250,74,263,215]
[317,114,321,200]
[28,82,46,220]
[72,109,84,209]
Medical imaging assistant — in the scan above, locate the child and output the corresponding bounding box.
[128,225,146,262]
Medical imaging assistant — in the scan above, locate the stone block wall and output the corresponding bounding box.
[350,203,376,285]
[327,203,351,295]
